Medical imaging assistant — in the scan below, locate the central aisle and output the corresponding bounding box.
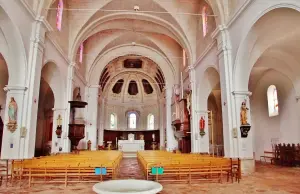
[118,158,145,179]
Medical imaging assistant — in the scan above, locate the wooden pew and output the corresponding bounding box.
[260,151,274,164]
[11,150,122,187]
[0,160,9,186]
[137,151,241,184]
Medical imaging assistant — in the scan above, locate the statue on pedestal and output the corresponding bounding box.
[7,97,18,132]
[186,91,191,115]
[240,101,251,138]
[240,101,249,125]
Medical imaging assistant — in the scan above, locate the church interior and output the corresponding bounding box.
[0,0,300,193]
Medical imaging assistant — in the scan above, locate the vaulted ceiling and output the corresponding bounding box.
[30,0,230,86]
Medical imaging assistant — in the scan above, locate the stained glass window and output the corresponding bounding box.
[267,85,279,117]
[79,43,84,63]
[110,114,116,129]
[148,114,154,130]
[183,49,186,67]
[202,6,208,37]
[129,113,136,129]
[56,0,64,31]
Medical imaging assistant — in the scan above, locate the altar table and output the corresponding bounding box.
[118,140,145,157]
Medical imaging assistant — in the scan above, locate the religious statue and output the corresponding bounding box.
[240,101,249,125]
[199,117,206,136]
[6,97,18,132]
[186,91,191,115]
[139,134,144,140]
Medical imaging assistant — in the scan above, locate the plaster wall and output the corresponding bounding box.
[0,57,8,120]
[46,0,70,54]
[195,2,216,59]
[229,0,300,86]
[251,70,300,160]
[104,103,159,131]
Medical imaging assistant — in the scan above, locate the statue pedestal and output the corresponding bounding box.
[240,125,251,138]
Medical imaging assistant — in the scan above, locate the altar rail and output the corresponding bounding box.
[274,143,300,167]
[137,151,241,184]
[11,151,122,187]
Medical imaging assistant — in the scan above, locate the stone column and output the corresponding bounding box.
[232,91,254,173]
[194,110,210,153]
[165,87,177,151]
[98,97,106,146]
[85,86,100,150]
[212,25,254,174]
[23,17,47,158]
[51,108,66,153]
[159,97,165,149]
[212,25,238,158]
[62,63,76,152]
[1,86,27,159]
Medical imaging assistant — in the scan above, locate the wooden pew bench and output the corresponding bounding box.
[260,151,274,164]
[137,151,241,184]
[10,151,122,187]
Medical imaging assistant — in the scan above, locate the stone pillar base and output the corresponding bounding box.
[241,159,255,175]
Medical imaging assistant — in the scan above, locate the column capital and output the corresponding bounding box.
[195,110,210,114]
[232,91,252,97]
[211,24,228,40]
[187,65,195,72]
[3,86,27,92]
[52,108,67,111]
[88,85,101,89]
[69,62,79,70]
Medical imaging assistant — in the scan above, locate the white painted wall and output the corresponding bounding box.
[251,70,300,160]
[104,104,159,130]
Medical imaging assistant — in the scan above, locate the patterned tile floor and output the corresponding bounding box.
[1,158,300,193]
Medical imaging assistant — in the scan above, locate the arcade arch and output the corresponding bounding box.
[35,62,63,156]
[0,54,8,153]
[235,8,300,160]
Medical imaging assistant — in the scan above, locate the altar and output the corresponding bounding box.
[118,134,145,157]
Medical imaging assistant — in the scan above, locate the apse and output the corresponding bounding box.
[97,56,165,151]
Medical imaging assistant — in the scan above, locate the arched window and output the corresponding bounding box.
[56,0,64,31]
[129,113,137,129]
[202,6,208,37]
[79,43,84,63]
[267,85,279,117]
[148,114,154,130]
[183,49,186,67]
[110,113,117,129]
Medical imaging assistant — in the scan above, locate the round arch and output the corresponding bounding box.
[102,71,161,97]
[0,5,27,86]
[234,5,300,92]
[88,45,176,87]
[70,12,193,65]
[41,62,64,108]
[196,66,220,110]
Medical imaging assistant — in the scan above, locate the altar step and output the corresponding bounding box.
[122,152,137,158]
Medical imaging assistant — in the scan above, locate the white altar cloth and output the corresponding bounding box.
[118,140,144,157]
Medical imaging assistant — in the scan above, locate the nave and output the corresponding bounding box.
[0,151,300,193]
